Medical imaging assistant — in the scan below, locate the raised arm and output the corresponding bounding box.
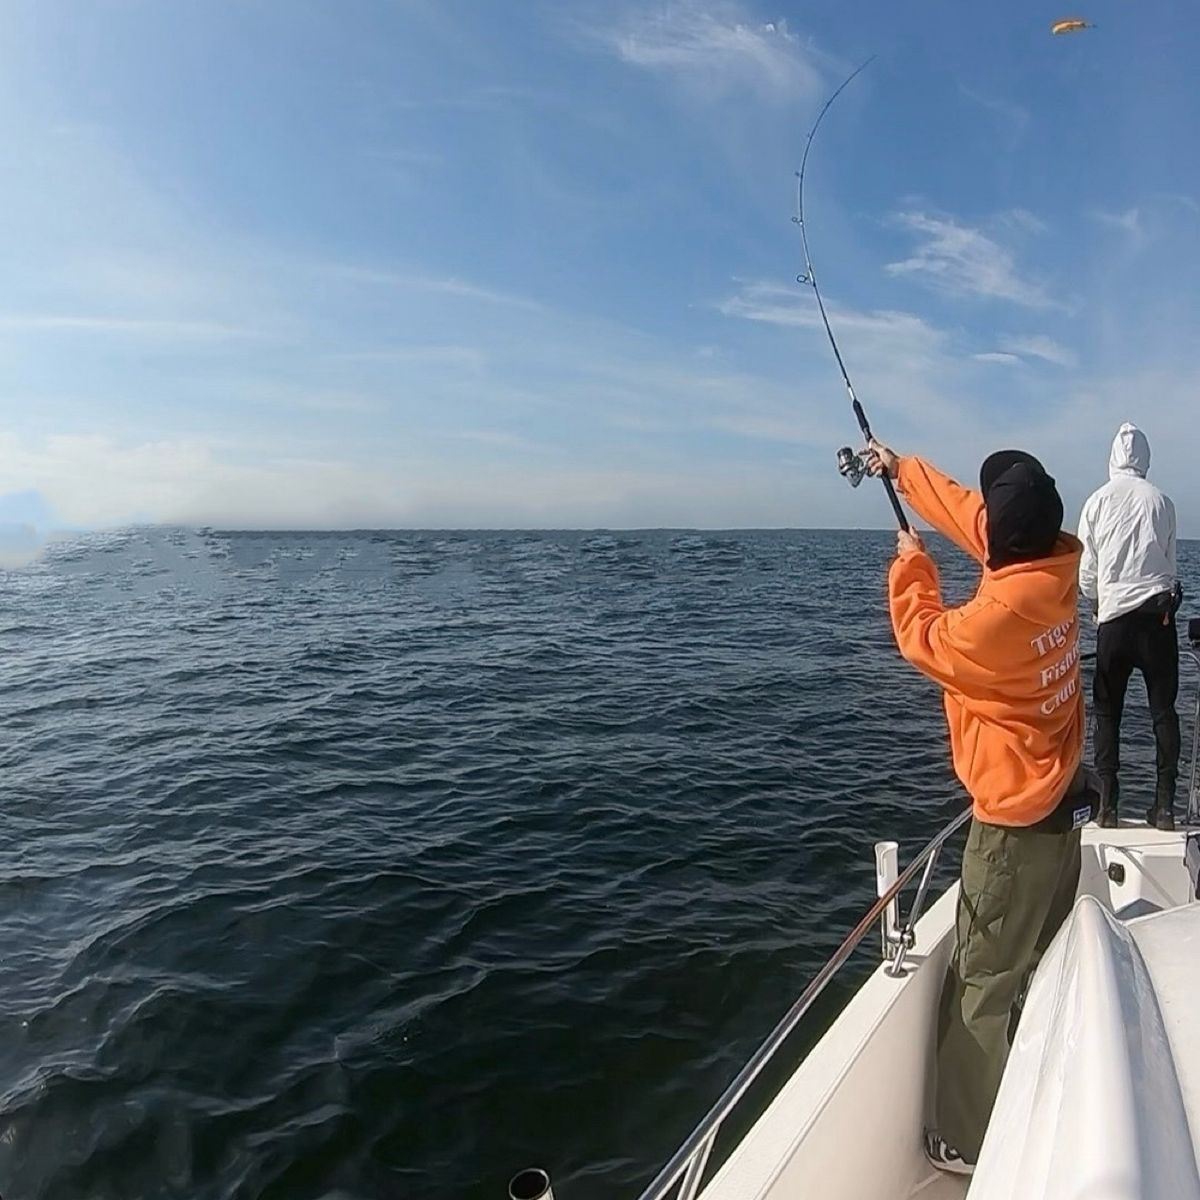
[867,442,987,563]
[898,458,988,563]
[888,542,1001,694]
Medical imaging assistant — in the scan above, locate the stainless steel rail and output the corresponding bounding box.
[635,807,971,1200]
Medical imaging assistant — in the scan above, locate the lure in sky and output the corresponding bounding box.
[1051,18,1093,35]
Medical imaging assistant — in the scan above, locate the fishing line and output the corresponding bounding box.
[792,57,910,533]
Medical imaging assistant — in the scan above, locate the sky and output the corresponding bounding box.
[1,0,1198,536]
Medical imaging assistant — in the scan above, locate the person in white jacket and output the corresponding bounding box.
[1078,423,1180,829]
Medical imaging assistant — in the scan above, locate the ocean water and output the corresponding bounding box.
[1,528,1196,1200]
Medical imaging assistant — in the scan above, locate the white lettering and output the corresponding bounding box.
[1031,620,1077,658]
[1040,639,1080,686]
[1040,675,1078,716]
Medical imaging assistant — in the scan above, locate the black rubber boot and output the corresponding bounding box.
[1096,775,1119,828]
[1147,777,1176,832]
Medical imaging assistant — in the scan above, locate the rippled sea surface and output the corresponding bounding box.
[2,528,1197,1200]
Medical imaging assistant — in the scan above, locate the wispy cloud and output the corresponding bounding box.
[973,337,1077,368]
[1160,193,1200,216]
[719,279,944,346]
[0,314,253,341]
[1000,335,1078,368]
[596,1,824,100]
[230,382,385,416]
[362,145,446,188]
[958,84,1030,144]
[999,208,1048,236]
[1090,206,1146,247]
[329,345,488,372]
[886,210,1061,310]
[703,411,817,444]
[386,85,547,113]
[448,429,543,451]
[717,279,975,438]
[326,266,545,312]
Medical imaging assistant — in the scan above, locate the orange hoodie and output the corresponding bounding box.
[889,457,1084,826]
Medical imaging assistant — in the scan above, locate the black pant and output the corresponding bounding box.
[1093,602,1180,794]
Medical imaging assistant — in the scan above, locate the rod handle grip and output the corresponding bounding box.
[881,475,910,533]
[851,399,909,531]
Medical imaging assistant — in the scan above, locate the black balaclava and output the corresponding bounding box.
[978,450,1064,571]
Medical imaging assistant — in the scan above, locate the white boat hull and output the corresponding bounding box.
[698,824,1199,1200]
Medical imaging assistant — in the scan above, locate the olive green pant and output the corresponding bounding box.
[934,816,1082,1161]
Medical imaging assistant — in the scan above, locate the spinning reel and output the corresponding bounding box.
[836,446,868,489]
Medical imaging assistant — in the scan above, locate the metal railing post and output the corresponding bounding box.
[676,1131,716,1200]
[874,841,900,960]
[887,842,942,977]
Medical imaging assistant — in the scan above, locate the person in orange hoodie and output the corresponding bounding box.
[866,440,1094,1176]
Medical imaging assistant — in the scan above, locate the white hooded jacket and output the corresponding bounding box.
[1077,423,1177,623]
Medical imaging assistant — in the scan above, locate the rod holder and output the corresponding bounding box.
[874,840,900,960]
[509,1168,554,1200]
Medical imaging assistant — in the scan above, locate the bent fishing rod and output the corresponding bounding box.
[793,57,910,534]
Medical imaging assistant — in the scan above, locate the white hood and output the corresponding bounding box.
[1109,422,1151,479]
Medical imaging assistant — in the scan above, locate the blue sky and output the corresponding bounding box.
[1,0,1198,535]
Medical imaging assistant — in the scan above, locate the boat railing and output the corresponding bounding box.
[633,806,972,1200]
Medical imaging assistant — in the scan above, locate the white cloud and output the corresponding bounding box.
[973,337,1077,368]
[717,279,977,440]
[1090,207,1146,247]
[958,85,1030,143]
[0,314,253,341]
[999,335,1078,368]
[328,344,488,372]
[324,266,545,312]
[999,208,1048,236]
[1161,193,1200,215]
[597,2,824,100]
[719,279,942,344]
[886,210,1061,310]
[230,382,386,416]
[703,411,818,443]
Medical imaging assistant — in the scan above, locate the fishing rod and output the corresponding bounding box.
[792,57,910,534]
